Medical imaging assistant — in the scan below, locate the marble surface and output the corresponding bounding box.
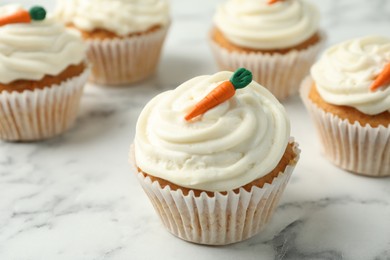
[1,0,390,259]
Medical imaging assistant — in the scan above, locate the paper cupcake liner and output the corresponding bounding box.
[209,33,325,101]
[87,25,169,86]
[132,142,300,245]
[0,69,89,141]
[300,77,390,177]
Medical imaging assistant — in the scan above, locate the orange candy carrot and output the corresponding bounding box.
[185,68,253,121]
[370,63,390,91]
[268,0,282,5]
[0,9,31,27]
[185,81,235,121]
[0,6,46,27]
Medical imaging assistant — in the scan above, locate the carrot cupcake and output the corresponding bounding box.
[0,4,89,141]
[131,68,300,245]
[210,0,324,100]
[56,0,170,86]
[301,36,390,177]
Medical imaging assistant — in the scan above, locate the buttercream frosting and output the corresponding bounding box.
[134,71,291,192]
[214,0,320,50]
[56,0,170,36]
[311,35,390,115]
[0,4,86,84]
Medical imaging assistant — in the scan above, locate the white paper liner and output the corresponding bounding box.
[209,32,325,101]
[300,77,390,177]
[86,25,169,86]
[132,142,300,245]
[0,69,89,141]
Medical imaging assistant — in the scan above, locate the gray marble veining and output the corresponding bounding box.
[1,0,390,259]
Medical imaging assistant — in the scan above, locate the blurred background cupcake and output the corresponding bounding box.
[131,69,300,245]
[210,0,324,100]
[56,0,170,86]
[301,36,390,177]
[0,4,89,141]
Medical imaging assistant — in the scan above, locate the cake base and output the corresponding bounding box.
[0,63,86,93]
[131,142,300,245]
[211,27,322,54]
[308,84,390,127]
[209,32,325,100]
[0,69,89,141]
[300,77,390,177]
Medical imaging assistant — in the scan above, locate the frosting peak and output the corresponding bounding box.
[214,0,320,50]
[311,36,390,115]
[56,0,170,36]
[0,4,86,84]
[134,71,291,192]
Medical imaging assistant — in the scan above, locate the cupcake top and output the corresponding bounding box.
[214,0,320,50]
[311,36,390,115]
[0,4,86,84]
[134,71,290,192]
[56,0,170,36]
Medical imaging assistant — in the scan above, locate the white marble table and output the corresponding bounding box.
[1,0,390,259]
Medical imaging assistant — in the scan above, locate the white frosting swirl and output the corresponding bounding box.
[134,71,291,192]
[56,0,170,36]
[214,0,320,50]
[0,5,86,84]
[311,36,390,115]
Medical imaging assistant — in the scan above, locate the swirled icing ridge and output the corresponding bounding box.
[311,35,390,115]
[56,0,170,36]
[0,5,86,84]
[214,0,320,50]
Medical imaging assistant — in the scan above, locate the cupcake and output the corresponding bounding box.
[210,0,324,100]
[301,36,390,177]
[56,0,170,86]
[0,4,89,141]
[131,68,300,245]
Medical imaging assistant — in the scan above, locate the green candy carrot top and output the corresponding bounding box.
[185,68,253,121]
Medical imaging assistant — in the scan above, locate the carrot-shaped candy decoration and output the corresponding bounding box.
[0,6,46,27]
[185,68,253,121]
[268,0,283,5]
[370,62,390,91]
